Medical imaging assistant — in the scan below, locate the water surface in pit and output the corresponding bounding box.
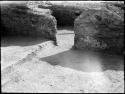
[41,49,124,72]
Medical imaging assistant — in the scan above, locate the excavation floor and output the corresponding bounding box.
[1,28,124,93]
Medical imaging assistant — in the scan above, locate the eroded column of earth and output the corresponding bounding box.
[74,2,124,55]
[1,1,57,44]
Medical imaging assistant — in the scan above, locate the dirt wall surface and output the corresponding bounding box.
[0,2,57,41]
[38,1,104,26]
[1,1,124,93]
[74,2,124,55]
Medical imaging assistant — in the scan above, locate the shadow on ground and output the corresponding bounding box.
[1,36,49,47]
[40,49,124,72]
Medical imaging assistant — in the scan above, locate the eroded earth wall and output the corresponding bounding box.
[1,2,57,42]
[74,2,124,55]
[1,1,124,55]
[38,1,103,26]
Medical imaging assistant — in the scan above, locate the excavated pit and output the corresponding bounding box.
[1,1,124,93]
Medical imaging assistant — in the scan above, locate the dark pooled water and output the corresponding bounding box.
[41,49,124,72]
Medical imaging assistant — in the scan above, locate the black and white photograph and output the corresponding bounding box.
[1,0,124,93]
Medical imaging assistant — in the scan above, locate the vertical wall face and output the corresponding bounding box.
[1,2,57,42]
[38,3,82,27]
[74,3,124,55]
[1,1,124,55]
[38,1,104,27]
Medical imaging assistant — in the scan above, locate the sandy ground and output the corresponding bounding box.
[1,36,53,70]
[1,29,124,93]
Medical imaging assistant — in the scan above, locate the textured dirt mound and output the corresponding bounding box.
[38,1,103,27]
[74,2,124,55]
[1,2,57,41]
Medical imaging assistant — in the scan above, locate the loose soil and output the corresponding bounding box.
[1,28,124,93]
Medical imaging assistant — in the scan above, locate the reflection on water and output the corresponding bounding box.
[41,49,124,72]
